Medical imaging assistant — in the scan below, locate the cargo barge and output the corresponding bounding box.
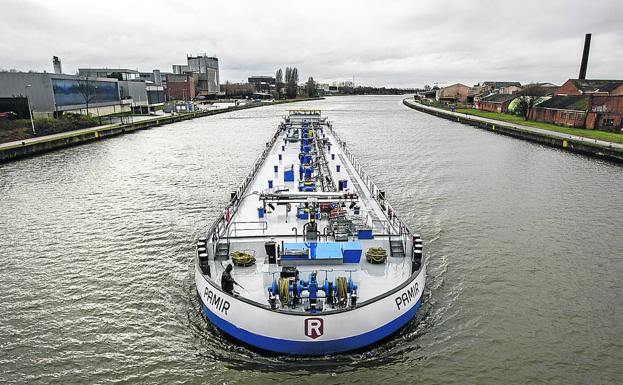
[195,109,426,355]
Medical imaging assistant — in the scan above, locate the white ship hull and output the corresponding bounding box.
[196,263,425,355]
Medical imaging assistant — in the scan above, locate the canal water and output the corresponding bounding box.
[1,96,622,384]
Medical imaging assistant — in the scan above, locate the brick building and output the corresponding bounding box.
[529,95,589,128]
[585,95,623,131]
[436,83,471,104]
[555,79,623,96]
[468,81,522,105]
[529,79,623,131]
[165,74,195,101]
[499,85,523,95]
[479,81,522,94]
[221,82,255,98]
[478,93,516,113]
[522,83,559,97]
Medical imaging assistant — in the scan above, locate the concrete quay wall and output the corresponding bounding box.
[403,99,623,164]
[0,98,321,164]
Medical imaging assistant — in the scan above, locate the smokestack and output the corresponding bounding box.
[52,56,62,74]
[578,33,591,80]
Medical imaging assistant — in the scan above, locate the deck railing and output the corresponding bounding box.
[326,121,412,253]
[204,125,284,252]
[204,118,414,260]
[228,221,268,237]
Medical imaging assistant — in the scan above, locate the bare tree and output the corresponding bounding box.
[76,74,97,115]
[222,81,255,98]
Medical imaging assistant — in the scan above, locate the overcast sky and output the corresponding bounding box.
[1,0,621,88]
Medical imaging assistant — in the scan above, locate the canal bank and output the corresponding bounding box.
[0,98,322,163]
[403,98,623,164]
[2,95,622,384]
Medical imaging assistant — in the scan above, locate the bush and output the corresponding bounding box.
[0,113,101,142]
[33,114,99,134]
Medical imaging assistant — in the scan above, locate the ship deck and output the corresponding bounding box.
[205,112,414,309]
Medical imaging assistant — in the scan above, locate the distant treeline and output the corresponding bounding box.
[332,86,416,95]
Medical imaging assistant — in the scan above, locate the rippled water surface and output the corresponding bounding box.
[1,96,623,384]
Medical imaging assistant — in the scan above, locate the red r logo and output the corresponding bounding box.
[305,318,323,339]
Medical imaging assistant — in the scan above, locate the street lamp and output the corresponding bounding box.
[94,86,100,124]
[25,84,36,135]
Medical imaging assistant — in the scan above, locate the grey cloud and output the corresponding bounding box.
[0,0,621,87]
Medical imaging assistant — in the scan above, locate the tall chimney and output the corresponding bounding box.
[578,33,591,80]
[52,56,62,74]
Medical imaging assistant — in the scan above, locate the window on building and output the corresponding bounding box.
[603,118,614,127]
[561,112,566,119]
[577,113,585,120]
[569,112,575,120]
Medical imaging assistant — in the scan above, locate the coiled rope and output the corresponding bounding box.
[336,276,348,305]
[278,278,290,304]
[230,251,256,267]
[366,247,387,264]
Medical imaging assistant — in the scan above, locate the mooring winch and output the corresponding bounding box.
[267,269,358,311]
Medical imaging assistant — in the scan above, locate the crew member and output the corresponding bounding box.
[221,264,236,295]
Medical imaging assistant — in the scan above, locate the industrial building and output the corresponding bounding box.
[172,65,190,75]
[248,76,275,93]
[529,95,589,128]
[529,34,623,131]
[0,53,221,119]
[530,80,623,131]
[554,79,623,97]
[78,68,165,113]
[0,71,126,118]
[139,70,163,86]
[478,93,517,113]
[171,55,220,97]
[436,83,471,104]
[165,74,195,101]
[220,82,255,98]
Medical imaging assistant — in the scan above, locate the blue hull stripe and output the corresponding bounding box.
[202,300,421,355]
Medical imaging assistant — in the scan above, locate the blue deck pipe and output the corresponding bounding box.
[336,164,341,172]
[268,180,273,189]
[278,153,282,161]
[274,165,278,173]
